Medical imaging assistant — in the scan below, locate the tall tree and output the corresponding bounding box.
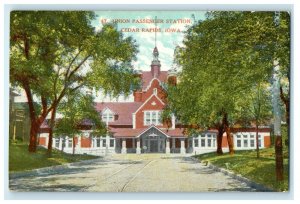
[167,11,283,155]
[10,11,139,152]
[238,82,272,158]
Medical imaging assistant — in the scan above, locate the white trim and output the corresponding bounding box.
[132,113,136,129]
[102,108,115,123]
[133,94,165,114]
[234,132,266,149]
[136,125,170,138]
[192,133,217,149]
[143,77,161,92]
[101,107,116,115]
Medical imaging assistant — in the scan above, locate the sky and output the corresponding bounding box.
[91,11,206,102]
[14,11,208,103]
[92,11,206,71]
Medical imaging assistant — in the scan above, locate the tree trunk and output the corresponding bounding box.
[23,80,49,152]
[223,112,234,155]
[216,124,224,155]
[47,106,57,155]
[255,123,260,158]
[275,135,284,181]
[28,120,39,152]
[280,85,289,129]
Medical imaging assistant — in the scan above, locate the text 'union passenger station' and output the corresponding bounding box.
[38,46,271,155]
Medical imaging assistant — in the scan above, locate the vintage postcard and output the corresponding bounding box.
[9,10,290,193]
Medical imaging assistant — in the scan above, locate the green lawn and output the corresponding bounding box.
[194,147,289,192]
[9,142,100,172]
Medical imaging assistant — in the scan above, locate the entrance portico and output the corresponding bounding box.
[116,126,186,154]
[139,126,168,153]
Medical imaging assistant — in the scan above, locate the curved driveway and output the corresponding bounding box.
[9,154,257,192]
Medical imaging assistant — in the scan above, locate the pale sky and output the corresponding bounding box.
[92,11,206,102]
[14,11,207,103]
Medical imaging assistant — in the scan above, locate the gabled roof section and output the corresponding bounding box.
[101,107,116,115]
[141,71,168,90]
[133,94,165,114]
[136,125,169,138]
[95,102,142,125]
[110,127,188,138]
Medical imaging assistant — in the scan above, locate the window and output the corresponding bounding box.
[258,135,263,148]
[103,139,106,147]
[236,135,242,147]
[157,111,162,124]
[236,134,259,149]
[207,134,212,147]
[110,139,115,147]
[55,138,60,148]
[194,139,199,147]
[201,138,206,147]
[250,135,255,147]
[67,138,73,148]
[153,88,157,95]
[144,111,162,125]
[243,135,248,147]
[212,135,216,147]
[237,140,241,148]
[196,133,217,148]
[96,138,101,147]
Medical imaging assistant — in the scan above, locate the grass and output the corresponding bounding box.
[194,147,289,192]
[9,142,100,172]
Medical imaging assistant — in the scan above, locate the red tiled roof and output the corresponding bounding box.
[141,71,168,90]
[95,102,142,125]
[110,127,188,138]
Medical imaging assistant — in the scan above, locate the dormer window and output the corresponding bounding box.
[102,108,114,123]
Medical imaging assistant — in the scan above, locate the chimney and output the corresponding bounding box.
[134,91,142,102]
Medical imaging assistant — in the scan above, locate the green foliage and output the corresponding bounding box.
[195,148,289,192]
[237,82,272,127]
[9,143,99,172]
[10,11,140,114]
[10,11,140,152]
[55,92,106,137]
[168,11,289,131]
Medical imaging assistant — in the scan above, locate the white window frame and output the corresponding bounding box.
[54,138,60,148]
[196,133,216,148]
[234,133,264,149]
[102,109,114,123]
[68,138,73,148]
[144,110,162,126]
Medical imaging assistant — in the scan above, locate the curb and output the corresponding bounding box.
[191,157,274,192]
[9,157,104,179]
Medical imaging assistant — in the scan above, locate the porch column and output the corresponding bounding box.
[121,138,127,154]
[106,135,110,147]
[136,138,141,154]
[180,138,186,154]
[105,135,110,155]
[172,138,175,153]
[59,137,63,150]
[166,138,170,154]
[132,138,136,149]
